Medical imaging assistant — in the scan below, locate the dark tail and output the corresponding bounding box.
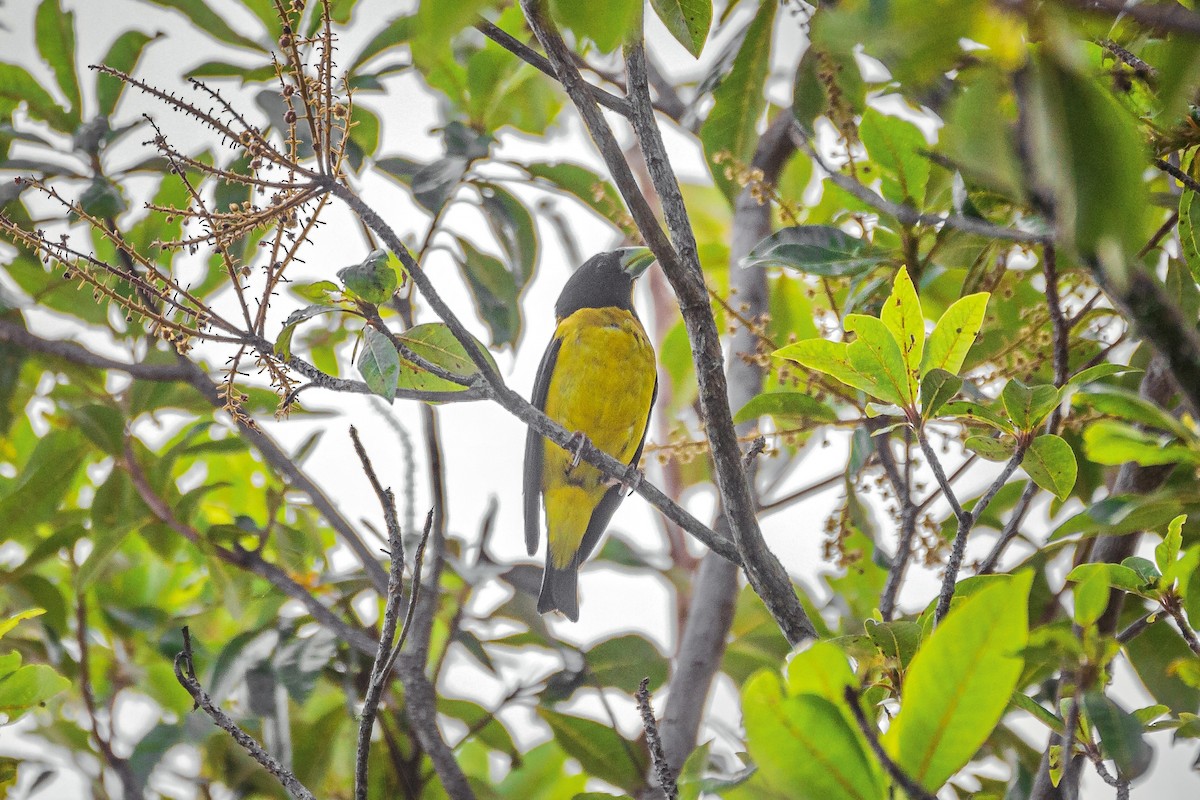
[537,558,580,621]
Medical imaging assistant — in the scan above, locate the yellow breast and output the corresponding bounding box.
[540,307,656,565]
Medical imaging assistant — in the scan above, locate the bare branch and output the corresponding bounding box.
[637,678,678,800]
[173,630,317,800]
[844,686,938,800]
[350,426,407,800]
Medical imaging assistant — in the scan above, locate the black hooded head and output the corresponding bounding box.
[554,249,653,319]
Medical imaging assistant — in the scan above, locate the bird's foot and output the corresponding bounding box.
[609,464,644,497]
[566,431,588,471]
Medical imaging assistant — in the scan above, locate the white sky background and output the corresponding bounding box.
[0,0,1197,797]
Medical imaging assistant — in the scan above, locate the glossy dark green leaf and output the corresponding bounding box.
[650,0,712,57]
[0,64,71,129]
[65,404,124,455]
[357,327,400,402]
[698,0,775,203]
[525,161,626,228]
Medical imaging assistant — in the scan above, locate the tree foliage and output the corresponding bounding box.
[3,1,1200,799]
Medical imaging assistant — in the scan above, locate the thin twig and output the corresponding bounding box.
[843,686,938,800]
[350,426,407,800]
[637,678,678,800]
[174,630,317,800]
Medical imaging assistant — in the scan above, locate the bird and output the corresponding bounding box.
[523,247,658,621]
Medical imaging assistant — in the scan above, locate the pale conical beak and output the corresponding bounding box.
[616,247,656,278]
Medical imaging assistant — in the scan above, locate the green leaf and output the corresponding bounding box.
[96,31,159,118]
[540,709,647,792]
[880,268,923,402]
[1022,434,1076,501]
[1157,515,1186,576]
[275,305,338,360]
[939,400,1013,433]
[0,64,71,129]
[743,672,884,800]
[0,609,46,641]
[1072,386,1193,441]
[964,435,1017,463]
[141,0,264,51]
[1065,363,1141,388]
[479,183,538,291]
[742,225,883,276]
[1072,565,1110,627]
[774,339,873,396]
[65,404,124,455]
[919,368,962,419]
[291,280,341,304]
[1027,54,1148,266]
[337,249,398,304]
[733,392,838,425]
[357,327,400,402]
[525,161,626,228]
[587,635,667,693]
[548,0,640,52]
[77,176,127,219]
[845,314,914,407]
[0,664,70,721]
[1083,421,1200,467]
[650,0,712,57]
[883,572,1032,793]
[1001,379,1060,432]
[1121,556,1161,585]
[864,620,922,669]
[786,641,857,702]
[1081,692,1153,779]
[859,109,930,205]
[698,0,776,203]
[34,0,80,122]
[395,322,489,394]
[920,292,988,377]
[1065,563,1147,594]
[350,13,414,72]
[456,238,521,348]
[0,430,88,538]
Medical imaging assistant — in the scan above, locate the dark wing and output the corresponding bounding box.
[577,375,658,563]
[523,334,562,556]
